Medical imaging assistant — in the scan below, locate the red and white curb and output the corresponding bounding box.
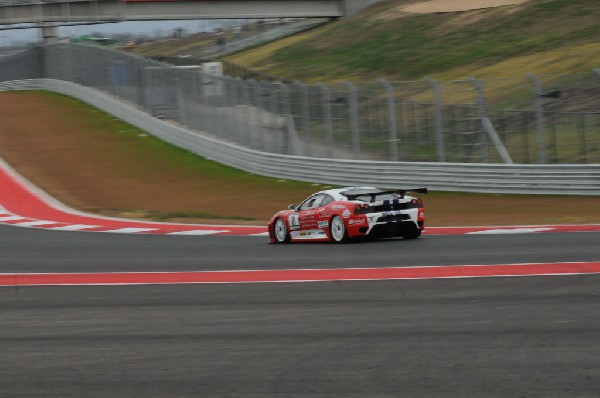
[1,156,599,237]
[0,156,266,236]
[2,261,600,286]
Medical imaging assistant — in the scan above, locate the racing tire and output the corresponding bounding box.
[400,226,421,240]
[330,215,348,243]
[273,218,291,243]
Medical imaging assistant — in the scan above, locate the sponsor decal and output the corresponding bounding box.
[342,209,351,218]
[332,204,346,210]
[288,214,300,231]
[318,220,329,228]
[291,229,329,240]
[419,210,425,219]
[348,218,366,225]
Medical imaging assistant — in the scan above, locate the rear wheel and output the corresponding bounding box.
[400,225,421,240]
[330,216,348,243]
[273,218,290,243]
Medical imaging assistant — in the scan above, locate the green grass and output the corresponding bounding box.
[226,0,600,82]
[34,91,315,187]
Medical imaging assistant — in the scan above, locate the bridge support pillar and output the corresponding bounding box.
[41,24,60,44]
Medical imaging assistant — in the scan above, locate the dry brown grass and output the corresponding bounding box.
[0,91,598,226]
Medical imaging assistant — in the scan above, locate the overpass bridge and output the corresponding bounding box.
[0,0,381,27]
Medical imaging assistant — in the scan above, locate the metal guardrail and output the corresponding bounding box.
[2,78,598,195]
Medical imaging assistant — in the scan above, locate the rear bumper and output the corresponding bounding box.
[347,208,424,238]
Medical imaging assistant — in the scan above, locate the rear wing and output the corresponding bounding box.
[341,188,428,202]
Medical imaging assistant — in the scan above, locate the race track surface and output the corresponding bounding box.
[2,223,600,397]
[2,150,600,396]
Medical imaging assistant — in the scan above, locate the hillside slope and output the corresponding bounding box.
[226,0,600,82]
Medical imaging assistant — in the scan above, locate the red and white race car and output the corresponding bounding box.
[268,187,427,243]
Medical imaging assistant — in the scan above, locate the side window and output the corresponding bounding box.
[320,195,334,207]
[299,194,325,211]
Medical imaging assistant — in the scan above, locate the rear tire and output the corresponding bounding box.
[273,218,290,243]
[330,216,348,243]
[400,226,421,240]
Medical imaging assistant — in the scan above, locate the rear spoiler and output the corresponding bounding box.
[342,188,428,202]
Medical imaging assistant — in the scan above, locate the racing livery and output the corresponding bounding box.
[268,187,427,243]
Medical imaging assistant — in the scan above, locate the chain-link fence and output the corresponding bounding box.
[1,43,598,164]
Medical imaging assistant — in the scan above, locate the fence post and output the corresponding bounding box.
[237,77,252,148]
[425,77,445,162]
[253,80,268,152]
[317,83,334,158]
[341,81,361,160]
[177,69,188,128]
[293,81,312,157]
[468,77,490,163]
[527,73,547,164]
[225,77,239,143]
[274,81,296,155]
[265,81,280,153]
[379,79,399,162]
[246,79,261,150]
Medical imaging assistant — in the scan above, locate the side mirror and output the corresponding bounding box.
[288,204,296,210]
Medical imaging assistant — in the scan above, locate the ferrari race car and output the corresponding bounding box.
[268,187,427,243]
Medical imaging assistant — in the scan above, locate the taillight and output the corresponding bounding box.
[410,198,423,206]
[354,203,370,214]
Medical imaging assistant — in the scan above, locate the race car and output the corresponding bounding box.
[268,187,427,243]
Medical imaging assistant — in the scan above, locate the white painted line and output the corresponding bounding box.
[0,215,26,221]
[167,230,229,235]
[467,227,555,235]
[250,232,269,237]
[47,224,101,231]
[13,220,59,227]
[103,227,158,233]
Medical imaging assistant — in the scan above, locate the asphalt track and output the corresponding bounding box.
[2,223,600,397]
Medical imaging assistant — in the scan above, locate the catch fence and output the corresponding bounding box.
[0,43,598,164]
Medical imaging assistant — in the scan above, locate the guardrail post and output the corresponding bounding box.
[293,81,312,156]
[318,83,334,158]
[425,77,445,162]
[379,79,399,162]
[341,81,361,159]
[468,77,490,163]
[527,73,547,164]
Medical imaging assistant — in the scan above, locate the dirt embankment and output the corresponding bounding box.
[403,0,530,13]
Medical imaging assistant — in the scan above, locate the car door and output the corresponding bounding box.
[296,193,326,232]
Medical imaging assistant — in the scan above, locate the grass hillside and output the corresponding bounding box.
[226,0,600,82]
